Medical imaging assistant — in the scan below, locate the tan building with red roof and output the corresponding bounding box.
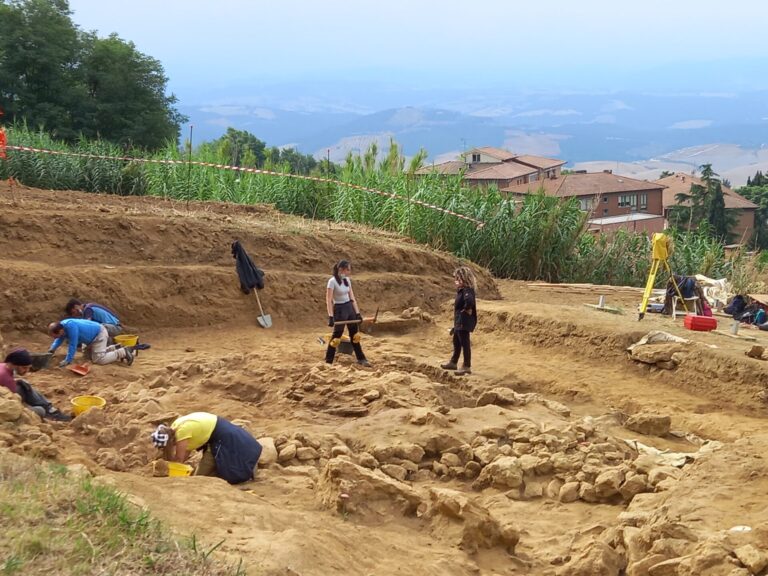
[655,173,757,242]
[415,146,566,189]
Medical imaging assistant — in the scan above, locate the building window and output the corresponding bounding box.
[603,208,609,215]
[529,173,538,182]
[602,196,608,203]
[579,197,594,211]
[618,194,637,208]
[639,193,648,210]
[471,153,480,163]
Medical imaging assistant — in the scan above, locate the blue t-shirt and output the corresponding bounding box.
[83,303,120,326]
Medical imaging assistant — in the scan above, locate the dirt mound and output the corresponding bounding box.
[0,183,498,333]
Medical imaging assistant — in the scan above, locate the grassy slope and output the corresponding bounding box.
[0,452,245,576]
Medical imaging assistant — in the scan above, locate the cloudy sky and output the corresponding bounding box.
[67,0,768,100]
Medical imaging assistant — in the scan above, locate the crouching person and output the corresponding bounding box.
[48,318,133,367]
[151,412,262,484]
[1,348,71,421]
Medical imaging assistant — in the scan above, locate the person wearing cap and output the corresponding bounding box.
[1,348,70,421]
[65,299,123,339]
[48,318,133,367]
[151,412,262,484]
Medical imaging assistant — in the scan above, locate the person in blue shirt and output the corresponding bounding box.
[48,318,133,368]
[65,299,122,339]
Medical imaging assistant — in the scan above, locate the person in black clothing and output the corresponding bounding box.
[325,260,370,366]
[441,266,477,375]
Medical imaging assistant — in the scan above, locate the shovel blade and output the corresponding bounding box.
[257,314,272,329]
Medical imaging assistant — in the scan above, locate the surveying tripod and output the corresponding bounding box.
[638,233,687,320]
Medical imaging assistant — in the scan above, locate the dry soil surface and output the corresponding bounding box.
[3,182,768,576]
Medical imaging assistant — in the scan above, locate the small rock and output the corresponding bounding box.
[559,482,580,503]
[440,453,462,468]
[380,464,408,482]
[357,452,378,469]
[296,447,319,461]
[258,437,278,466]
[330,445,352,458]
[278,443,297,463]
[625,413,671,437]
[464,461,482,479]
[734,544,768,574]
[362,390,381,402]
[648,466,682,487]
[594,468,624,499]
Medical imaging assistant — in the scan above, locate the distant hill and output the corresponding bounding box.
[179,87,768,181]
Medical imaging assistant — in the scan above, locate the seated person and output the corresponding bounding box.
[65,299,123,339]
[151,412,262,484]
[1,348,70,421]
[48,318,133,367]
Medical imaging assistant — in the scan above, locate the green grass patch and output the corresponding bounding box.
[0,452,246,575]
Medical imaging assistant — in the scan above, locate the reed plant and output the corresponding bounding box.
[1,125,751,287]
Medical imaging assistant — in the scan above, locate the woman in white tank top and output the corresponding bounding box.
[324,260,370,366]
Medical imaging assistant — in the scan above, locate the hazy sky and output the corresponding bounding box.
[67,0,768,99]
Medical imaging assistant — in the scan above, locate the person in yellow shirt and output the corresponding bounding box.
[151,412,262,484]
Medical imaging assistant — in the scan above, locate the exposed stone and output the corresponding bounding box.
[625,413,671,437]
[648,557,685,576]
[733,544,768,574]
[559,482,580,503]
[480,426,507,438]
[555,540,623,576]
[432,461,449,477]
[476,387,522,407]
[296,447,319,461]
[473,456,523,490]
[424,488,519,554]
[357,452,378,469]
[595,468,625,499]
[258,437,278,466]
[317,457,422,516]
[464,461,482,479]
[473,443,501,465]
[96,448,126,471]
[0,388,22,422]
[579,482,600,503]
[440,453,462,468]
[394,443,425,464]
[380,464,408,482]
[330,445,352,458]
[648,466,683,487]
[362,390,381,402]
[325,406,370,417]
[542,399,571,417]
[546,478,564,498]
[620,474,649,501]
[277,443,297,463]
[412,469,434,482]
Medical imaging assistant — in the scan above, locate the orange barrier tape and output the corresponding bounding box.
[5,145,485,228]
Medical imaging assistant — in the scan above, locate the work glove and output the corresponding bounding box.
[328,316,334,327]
[58,360,70,368]
[355,312,363,322]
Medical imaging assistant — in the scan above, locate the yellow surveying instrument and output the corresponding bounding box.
[638,233,687,320]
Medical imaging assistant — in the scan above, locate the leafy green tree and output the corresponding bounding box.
[737,180,768,248]
[659,170,675,178]
[210,128,266,167]
[78,34,185,149]
[0,0,185,149]
[669,164,734,241]
[0,0,83,139]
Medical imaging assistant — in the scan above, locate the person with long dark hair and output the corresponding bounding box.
[325,260,370,366]
[441,266,478,375]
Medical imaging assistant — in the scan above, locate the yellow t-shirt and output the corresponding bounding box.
[171,412,218,451]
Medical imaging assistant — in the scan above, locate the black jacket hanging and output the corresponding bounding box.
[231,240,265,293]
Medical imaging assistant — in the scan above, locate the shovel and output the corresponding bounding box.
[252,289,272,328]
[68,363,91,376]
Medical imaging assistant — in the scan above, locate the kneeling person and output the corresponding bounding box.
[48,318,133,367]
[151,412,262,484]
[1,348,71,421]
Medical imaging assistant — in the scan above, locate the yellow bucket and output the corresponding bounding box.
[114,334,138,347]
[167,462,193,477]
[71,395,106,416]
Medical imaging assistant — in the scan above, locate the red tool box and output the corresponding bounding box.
[683,314,717,331]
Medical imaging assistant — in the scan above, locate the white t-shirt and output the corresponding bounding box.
[327,276,352,304]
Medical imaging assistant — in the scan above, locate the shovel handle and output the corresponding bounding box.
[333,316,375,326]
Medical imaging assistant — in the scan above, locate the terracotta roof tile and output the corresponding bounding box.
[502,172,664,198]
[655,173,758,210]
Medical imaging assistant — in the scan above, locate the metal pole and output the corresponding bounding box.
[186,124,193,209]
